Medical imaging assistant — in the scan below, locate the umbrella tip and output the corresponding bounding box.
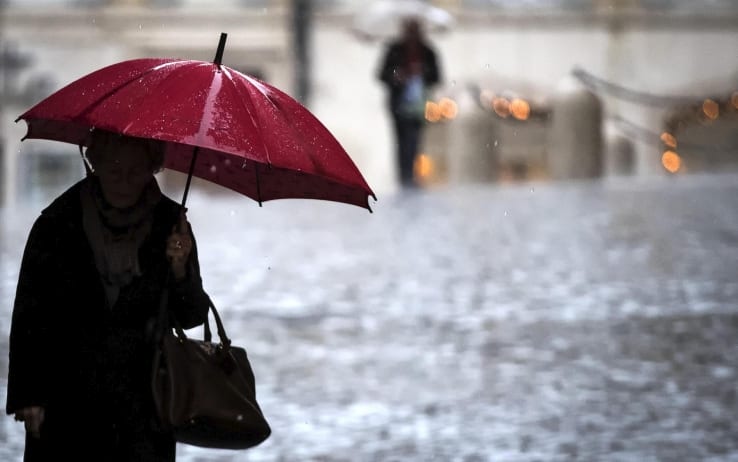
[214,32,228,67]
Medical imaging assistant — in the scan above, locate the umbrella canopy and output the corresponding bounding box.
[352,0,455,41]
[17,34,376,211]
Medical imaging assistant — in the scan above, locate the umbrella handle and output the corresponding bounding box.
[180,146,200,210]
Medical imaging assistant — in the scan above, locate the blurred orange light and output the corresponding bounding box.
[425,101,442,122]
[731,92,738,109]
[510,98,530,120]
[702,99,719,120]
[661,150,681,173]
[414,153,435,179]
[660,132,677,148]
[438,97,458,120]
[493,98,510,118]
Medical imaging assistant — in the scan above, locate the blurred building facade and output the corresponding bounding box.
[1,0,737,205]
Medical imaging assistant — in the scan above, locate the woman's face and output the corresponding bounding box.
[94,141,155,209]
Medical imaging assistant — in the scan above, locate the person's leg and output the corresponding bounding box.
[402,118,424,187]
[397,117,421,187]
[392,114,413,186]
[391,114,407,186]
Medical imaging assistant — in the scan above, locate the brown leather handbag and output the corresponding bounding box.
[152,295,271,449]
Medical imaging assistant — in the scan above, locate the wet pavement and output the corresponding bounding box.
[1,173,738,461]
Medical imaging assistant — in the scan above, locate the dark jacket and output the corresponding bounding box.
[378,39,441,115]
[6,178,210,461]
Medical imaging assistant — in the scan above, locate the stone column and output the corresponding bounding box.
[603,121,634,176]
[547,76,603,180]
[446,107,498,183]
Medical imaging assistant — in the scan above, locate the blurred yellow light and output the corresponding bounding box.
[493,98,510,118]
[731,92,738,109]
[660,132,677,148]
[661,150,681,173]
[510,98,530,120]
[702,99,719,120]
[425,101,442,122]
[414,153,435,179]
[438,97,458,120]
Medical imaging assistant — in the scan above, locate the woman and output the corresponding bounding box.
[6,130,211,461]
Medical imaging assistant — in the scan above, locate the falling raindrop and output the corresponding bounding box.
[530,187,535,193]
[210,165,217,173]
[229,210,236,217]
[494,140,499,146]
[138,24,142,30]
[451,80,456,87]
[485,64,490,69]
[504,211,508,217]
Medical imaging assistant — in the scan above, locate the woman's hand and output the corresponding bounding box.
[14,406,45,439]
[167,212,193,281]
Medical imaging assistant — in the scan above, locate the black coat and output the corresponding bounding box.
[6,178,210,461]
[378,39,441,115]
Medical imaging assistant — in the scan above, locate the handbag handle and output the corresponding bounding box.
[155,279,233,351]
[171,296,232,349]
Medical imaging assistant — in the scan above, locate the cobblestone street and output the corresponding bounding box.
[2,174,738,461]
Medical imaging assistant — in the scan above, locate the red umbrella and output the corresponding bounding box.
[16,33,376,211]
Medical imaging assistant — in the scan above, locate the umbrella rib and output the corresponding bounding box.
[231,70,373,194]
[221,67,272,166]
[235,71,322,173]
[122,61,207,134]
[76,60,182,121]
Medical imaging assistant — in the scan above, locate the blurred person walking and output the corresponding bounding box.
[378,18,442,188]
[6,130,211,461]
